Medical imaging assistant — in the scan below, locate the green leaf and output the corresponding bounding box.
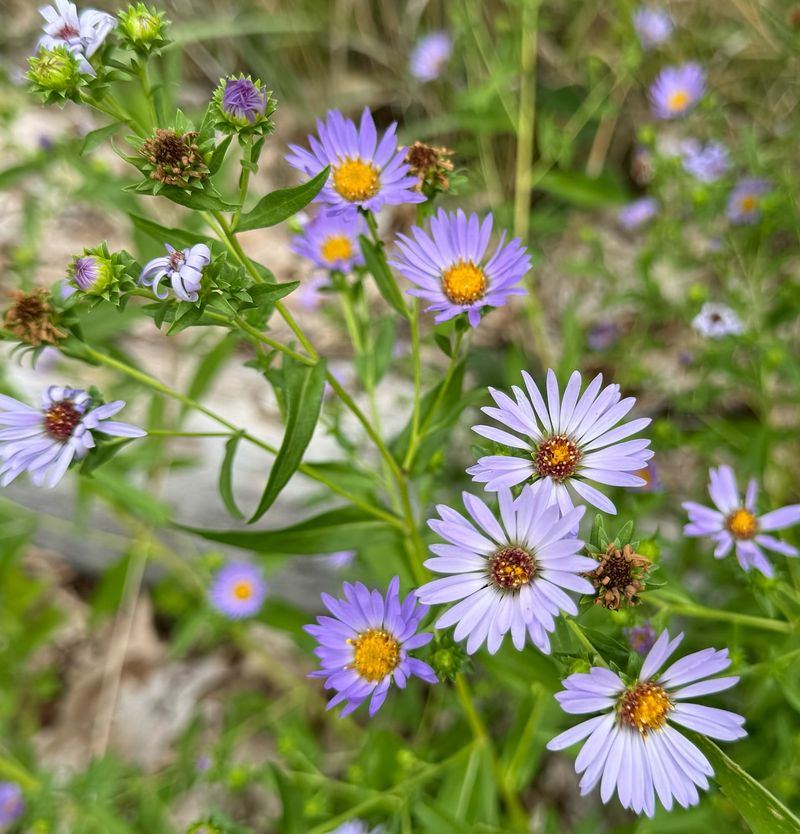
[180,505,398,554]
[219,431,245,520]
[690,734,800,834]
[242,281,300,308]
[81,122,123,156]
[208,134,233,175]
[186,333,238,404]
[128,212,207,250]
[537,169,628,209]
[249,358,327,522]
[359,234,409,318]
[236,167,329,232]
[270,765,305,834]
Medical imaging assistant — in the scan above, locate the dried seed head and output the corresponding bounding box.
[139,129,208,188]
[405,141,455,196]
[585,543,652,610]
[3,289,65,346]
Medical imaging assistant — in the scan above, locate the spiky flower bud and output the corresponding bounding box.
[26,45,84,103]
[212,75,277,134]
[117,3,168,51]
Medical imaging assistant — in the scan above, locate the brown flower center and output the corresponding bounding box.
[349,628,400,682]
[56,24,80,39]
[140,129,207,187]
[489,546,535,590]
[726,508,758,540]
[618,681,672,734]
[534,435,581,480]
[44,400,82,441]
[441,260,487,305]
[332,158,380,202]
[586,543,652,610]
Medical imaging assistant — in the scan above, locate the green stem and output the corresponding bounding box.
[232,135,253,230]
[565,617,610,667]
[513,0,539,241]
[84,93,145,137]
[407,298,422,463]
[646,593,794,634]
[0,750,39,792]
[137,60,158,128]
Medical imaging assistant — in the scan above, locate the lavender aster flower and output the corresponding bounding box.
[389,208,531,327]
[0,386,145,488]
[285,107,425,216]
[683,465,800,578]
[632,461,662,493]
[222,77,266,123]
[624,621,657,656]
[691,302,743,339]
[291,210,367,272]
[633,7,673,50]
[323,550,357,571]
[726,177,770,225]
[467,369,653,514]
[649,63,706,119]
[209,562,267,619]
[618,197,658,231]
[0,782,24,826]
[38,0,116,76]
[330,822,383,834]
[679,139,730,183]
[587,322,620,351]
[139,243,211,302]
[416,485,595,655]
[305,577,437,717]
[409,31,453,82]
[547,630,746,816]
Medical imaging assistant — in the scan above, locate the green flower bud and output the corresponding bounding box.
[186,820,223,834]
[211,75,277,135]
[118,3,169,52]
[27,46,83,101]
[67,252,115,296]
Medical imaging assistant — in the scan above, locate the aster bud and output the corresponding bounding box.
[117,3,169,53]
[26,45,84,103]
[2,289,65,347]
[428,637,469,682]
[211,74,276,134]
[64,244,136,306]
[67,252,115,296]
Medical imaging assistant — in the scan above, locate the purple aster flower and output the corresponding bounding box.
[389,208,531,327]
[416,485,595,655]
[679,139,730,183]
[304,576,437,717]
[209,562,267,619]
[624,621,657,655]
[726,177,770,225]
[633,7,673,50]
[330,823,383,834]
[409,31,453,82]
[0,782,24,826]
[467,369,653,515]
[0,386,145,488]
[683,465,800,578]
[547,630,746,816]
[291,210,367,273]
[649,63,706,119]
[322,550,356,571]
[195,754,212,773]
[38,0,116,77]
[618,197,658,231]
[220,77,267,124]
[587,322,620,351]
[692,302,743,339]
[631,461,662,493]
[285,107,425,216]
[139,243,211,303]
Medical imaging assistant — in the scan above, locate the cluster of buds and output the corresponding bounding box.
[405,141,455,199]
[585,542,652,610]
[2,289,65,347]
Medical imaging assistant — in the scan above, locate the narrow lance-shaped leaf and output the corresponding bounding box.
[236,166,329,232]
[248,357,327,522]
[218,431,245,520]
[359,234,409,318]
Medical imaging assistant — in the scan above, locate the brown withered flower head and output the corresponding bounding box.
[3,289,65,347]
[585,542,652,610]
[405,141,455,198]
[139,128,209,188]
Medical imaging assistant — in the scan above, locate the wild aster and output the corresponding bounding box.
[209,562,267,619]
[304,577,437,717]
[633,7,673,50]
[3,289,65,346]
[290,210,367,273]
[467,369,653,514]
[67,252,114,295]
[38,0,116,76]
[295,274,331,312]
[649,63,706,120]
[222,77,266,123]
[285,107,425,216]
[389,208,530,327]
[587,322,620,351]
[409,31,453,82]
[691,302,743,339]
[726,177,770,225]
[625,621,657,656]
[322,550,356,571]
[330,822,383,834]
[632,460,663,493]
[618,197,658,231]
[547,630,746,816]
[140,243,211,302]
[0,782,24,826]
[0,386,145,488]
[416,486,595,655]
[679,139,730,183]
[683,465,800,578]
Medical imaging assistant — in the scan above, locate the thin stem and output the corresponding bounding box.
[137,59,159,128]
[565,617,610,667]
[407,298,422,463]
[232,135,253,229]
[513,0,539,241]
[84,93,145,137]
[646,593,794,634]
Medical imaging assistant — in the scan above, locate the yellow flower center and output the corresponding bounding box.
[489,546,535,590]
[619,681,672,734]
[739,194,757,213]
[441,260,487,305]
[232,580,254,600]
[668,90,690,112]
[349,628,400,682]
[320,234,353,264]
[332,158,380,202]
[534,434,581,480]
[727,508,758,540]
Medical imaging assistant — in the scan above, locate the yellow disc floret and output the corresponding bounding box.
[667,90,689,112]
[534,435,582,480]
[727,508,758,540]
[232,580,254,600]
[739,194,757,214]
[350,628,401,682]
[619,681,672,734]
[321,234,353,264]
[441,260,487,305]
[332,158,380,202]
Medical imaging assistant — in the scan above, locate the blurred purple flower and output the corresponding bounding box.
[618,197,658,231]
[624,621,657,655]
[409,31,452,82]
[679,140,730,183]
[726,178,770,225]
[291,210,367,273]
[209,562,267,619]
[633,7,673,50]
[587,322,620,351]
[692,303,743,339]
[649,63,706,119]
[0,782,24,826]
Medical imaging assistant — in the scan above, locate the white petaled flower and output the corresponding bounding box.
[467,369,653,515]
[547,630,746,816]
[691,302,743,339]
[139,243,211,302]
[38,0,116,77]
[416,485,595,655]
